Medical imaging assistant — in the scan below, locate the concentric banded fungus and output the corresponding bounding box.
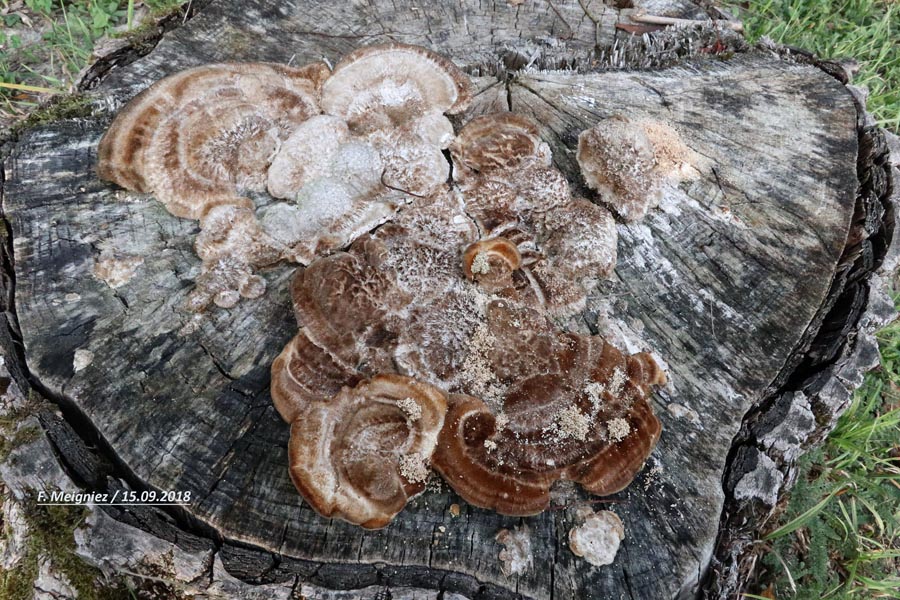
[287,375,447,529]
[321,42,472,126]
[576,115,701,221]
[462,238,522,292]
[97,46,480,311]
[267,104,663,525]
[97,62,329,219]
[320,43,472,197]
[431,306,665,515]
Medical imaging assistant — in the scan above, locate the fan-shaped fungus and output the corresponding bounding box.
[287,375,447,529]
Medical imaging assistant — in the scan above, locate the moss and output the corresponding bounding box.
[0,427,41,464]
[0,499,135,600]
[111,0,192,53]
[0,391,46,463]
[0,540,40,600]
[0,395,131,599]
[18,95,92,128]
[4,94,93,142]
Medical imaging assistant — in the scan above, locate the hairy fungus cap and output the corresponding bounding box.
[263,116,398,261]
[267,105,657,523]
[194,205,283,267]
[318,43,472,197]
[287,374,447,528]
[289,241,409,371]
[576,115,700,221]
[320,43,472,130]
[266,115,353,199]
[183,205,287,310]
[97,62,329,219]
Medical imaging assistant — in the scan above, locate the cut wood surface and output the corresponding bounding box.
[1,1,894,599]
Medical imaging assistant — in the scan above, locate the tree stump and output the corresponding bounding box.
[1,1,897,599]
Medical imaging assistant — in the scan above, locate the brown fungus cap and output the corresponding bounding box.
[248,56,666,526]
[270,331,362,424]
[449,112,551,179]
[96,62,329,219]
[288,374,447,529]
[431,300,664,516]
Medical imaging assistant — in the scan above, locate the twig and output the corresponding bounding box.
[544,0,575,40]
[630,12,744,33]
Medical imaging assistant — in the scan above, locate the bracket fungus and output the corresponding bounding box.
[98,43,669,528]
[97,62,329,218]
[287,375,447,529]
[576,115,702,221]
[96,43,471,310]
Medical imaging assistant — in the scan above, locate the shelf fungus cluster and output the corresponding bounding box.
[98,43,668,529]
[96,44,468,309]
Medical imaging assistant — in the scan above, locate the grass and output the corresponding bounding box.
[0,0,185,127]
[728,0,900,132]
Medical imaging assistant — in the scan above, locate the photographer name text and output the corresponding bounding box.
[36,489,192,505]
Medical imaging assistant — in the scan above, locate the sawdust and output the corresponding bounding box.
[495,412,509,430]
[551,406,591,441]
[471,252,491,274]
[607,417,631,442]
[397,397,422,421]
[399,453,429,484]
[460,323,506,409]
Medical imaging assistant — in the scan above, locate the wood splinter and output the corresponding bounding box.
[629,12,744,33]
